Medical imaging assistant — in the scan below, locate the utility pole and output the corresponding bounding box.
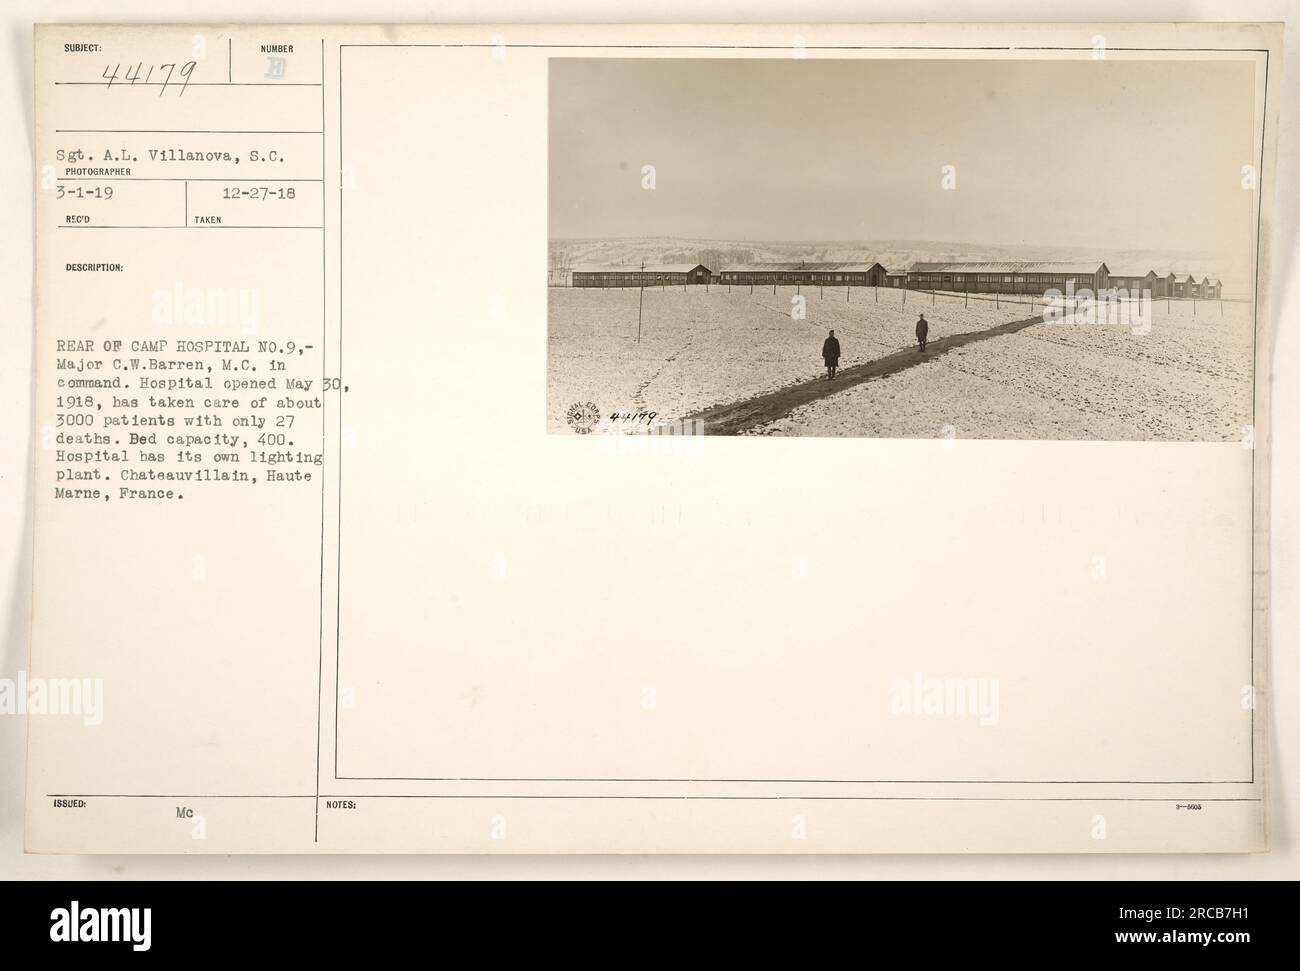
[636,260,646,343]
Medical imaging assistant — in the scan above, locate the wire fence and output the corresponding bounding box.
[552,281,1245,316]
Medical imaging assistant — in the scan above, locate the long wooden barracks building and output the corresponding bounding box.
[905,261,1111,295]
[715,261,888,287]
[569,261,888,287]
[905,263,1223,299]
[570,263,712,287]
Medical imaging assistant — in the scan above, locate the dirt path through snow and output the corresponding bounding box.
[681,313,1045,435]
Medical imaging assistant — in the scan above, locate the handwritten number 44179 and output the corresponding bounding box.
[102,61,197,96]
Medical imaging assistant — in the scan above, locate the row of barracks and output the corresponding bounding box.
[568,261,1223,298]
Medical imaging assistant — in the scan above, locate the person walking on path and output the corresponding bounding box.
[822,329,841,380]
[916,314,929,353]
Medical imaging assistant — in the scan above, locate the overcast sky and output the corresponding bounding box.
[549,57,1257,261]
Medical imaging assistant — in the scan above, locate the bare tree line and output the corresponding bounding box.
[548,241,574,286]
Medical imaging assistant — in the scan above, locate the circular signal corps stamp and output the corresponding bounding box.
[565,401,601,434]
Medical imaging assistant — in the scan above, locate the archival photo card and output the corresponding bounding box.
[26,22,1277,855]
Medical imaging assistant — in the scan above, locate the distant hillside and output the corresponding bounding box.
[550,237,1248,296]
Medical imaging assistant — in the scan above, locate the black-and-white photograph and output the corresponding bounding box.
[548,57,1259,440]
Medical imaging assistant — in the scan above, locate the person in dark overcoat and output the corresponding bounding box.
[822,329,841,380]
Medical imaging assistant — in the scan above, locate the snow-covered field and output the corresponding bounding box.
[547,285,1026,430]
[747,298,1254,440]
[547,286,1254,441]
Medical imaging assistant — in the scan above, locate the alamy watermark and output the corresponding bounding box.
[1043,282,1152,335]
[890,670,1000,726]
[50,901,150,951]
[151,279,262,335]
[0,672,103,726]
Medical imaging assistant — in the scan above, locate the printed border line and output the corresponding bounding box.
[54,129,324,133]
[56,178,325,181]
[315,37,328,844]
[334,41,345,788]
[48,793,1263,803]
[1250,49,1268,785]
[53,81,322,86]
[332,777,1256,785]
[332,40,1264,791]
[339,44,1269,52]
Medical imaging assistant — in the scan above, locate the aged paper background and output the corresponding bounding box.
[4,4,1298,873]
